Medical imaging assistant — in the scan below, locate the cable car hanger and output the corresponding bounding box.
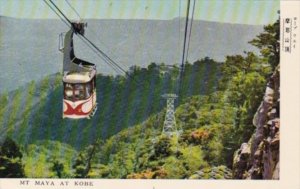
[43,0,141,84]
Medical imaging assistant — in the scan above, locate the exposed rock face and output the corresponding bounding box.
[233,66,280,179]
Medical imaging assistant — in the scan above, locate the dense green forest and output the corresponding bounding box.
[0,18,279,178]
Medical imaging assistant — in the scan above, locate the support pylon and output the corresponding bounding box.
[162,94,179,137]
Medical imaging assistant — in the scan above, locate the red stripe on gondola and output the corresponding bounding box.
[64,101,91,116]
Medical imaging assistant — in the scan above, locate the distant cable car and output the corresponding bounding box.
[60,22,97,119]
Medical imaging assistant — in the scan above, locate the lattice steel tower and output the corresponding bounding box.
[162,94,179,137]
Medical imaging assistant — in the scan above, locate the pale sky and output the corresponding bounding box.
[0,0,279,25]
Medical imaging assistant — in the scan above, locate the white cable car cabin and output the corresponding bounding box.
[61,22,97,119]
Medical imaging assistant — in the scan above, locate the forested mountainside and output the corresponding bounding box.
[0,18,279,179]
[0,58,220,149]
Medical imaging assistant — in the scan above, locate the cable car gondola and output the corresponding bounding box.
[44,0,140,119]
[60,22,97,119]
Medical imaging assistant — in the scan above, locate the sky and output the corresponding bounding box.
[0,0,279,25]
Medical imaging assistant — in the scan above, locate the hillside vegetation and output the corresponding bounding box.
[0,17,279,179]
[0,58,219,148]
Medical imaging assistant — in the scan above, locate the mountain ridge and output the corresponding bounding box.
[0,16,262,92]
[1,15,266,25]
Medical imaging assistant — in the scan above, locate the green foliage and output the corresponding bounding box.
[51,159,64,178]
[216,56,266,167]
[1,59,220,151]
[212,18,280,169]
[1,18,281,179]
[179,146,207,175]
[0,137,25,178]
[6,89,22,137]
[23,140,76,178]
[249,18,280,69]
[72,153,87,178]
[163,156,186,179]
[72,140,102,178]
[179,57,220,101]
[189,165,232,179]
[0,92,9,127]
[153,136,172,158]
[83,92,236,178]
[17,81,35,142]
[220,52,270,87]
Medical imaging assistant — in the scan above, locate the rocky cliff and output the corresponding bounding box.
[233,65,280,179]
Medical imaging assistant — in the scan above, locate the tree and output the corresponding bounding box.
[249,18,280,69]
[72,152,86,178]
[153,136,172,158]
[218,29,276,167]
[51,159,64,178]
[163,156,186,178]
[0,137,25,178]
[72,139,101,178]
